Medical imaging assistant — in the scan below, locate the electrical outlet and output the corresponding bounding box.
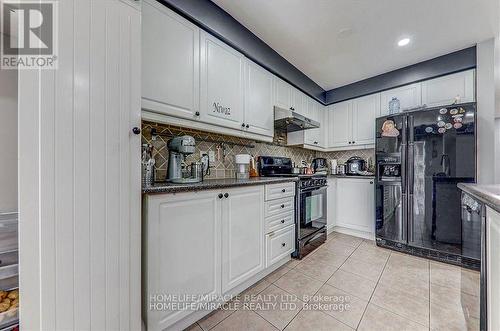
[208,151,215,162]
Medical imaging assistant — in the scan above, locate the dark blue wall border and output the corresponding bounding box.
[325,46,477,104]
[158,0,326,103]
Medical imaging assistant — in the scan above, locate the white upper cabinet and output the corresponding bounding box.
[221,186,265,293]
[328,100,352,148]
[292,89,306,115]
[380,83,422,116]
[244,60,274,137]
[142,0,200,119]
[352,93,380,145]
[304,99,323,147]
[274,78,292,110]
[421,69,475,107]
[200,31,245,130]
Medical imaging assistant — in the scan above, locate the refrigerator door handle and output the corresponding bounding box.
[407,115,415,242]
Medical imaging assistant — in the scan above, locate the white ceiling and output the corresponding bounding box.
[211,0,499,90]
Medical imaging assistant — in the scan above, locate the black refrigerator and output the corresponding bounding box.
[375,103,479,269]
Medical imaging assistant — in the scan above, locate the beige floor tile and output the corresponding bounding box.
[330,233,363,247]
[430,262,480,297]
[198,307,237,331]
[265,265,292,283]
[284,309,353,331]
[322,240,357,256]
[358,303,428,331]
[430,301,479,331]
[211,309,278,331]
[371,283,429,327]
[284,259,301,269]
[184,323,204,331]
[310,284,368,329]
[339,256,385,282]
[378,268,429,299]
[251,284,304,330]
[326,269,376,300]
[274,269,324,302]
[350,244,390,264]
[303,248,349,268]
[384,253,429,285]
[294,259,338,282]
[430,283,479,319]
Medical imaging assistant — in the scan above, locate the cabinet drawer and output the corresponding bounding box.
[265,197,294,218]
[266,210,294,234]
[266,225,295,267]
[265,182,295,201]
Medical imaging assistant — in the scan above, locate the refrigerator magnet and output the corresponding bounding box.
[450,108,459,115]
[437,121,445,127]
[425,126,434,133]
[438,127,446,134]
[454,122,463,129]
[459,108,466,113]
[453,116,463,123]
[381,120,400,137]
[445,123,453,129]
[439,108,448,114]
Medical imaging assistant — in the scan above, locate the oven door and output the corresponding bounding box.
[299,186,327,240]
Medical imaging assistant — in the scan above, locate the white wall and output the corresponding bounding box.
[0,53,17,212]
[476,38,496,184]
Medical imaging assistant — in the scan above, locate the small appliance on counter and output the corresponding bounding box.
[167,135,208,184]
[345,156,367,175]
[142,144,155,187]
[337,164,346,175]
[311,158,328,174]
[330,159,337,175]
[235,154,251,180]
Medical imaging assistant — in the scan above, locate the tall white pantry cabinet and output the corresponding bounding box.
[18,0,141,330]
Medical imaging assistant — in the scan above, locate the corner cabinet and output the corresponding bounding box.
[244,60,274,137]
[222,186,265,293]
[421,69,475,107]
[142,0,200,120]
[334,178,375,239]
[200,31,245,130]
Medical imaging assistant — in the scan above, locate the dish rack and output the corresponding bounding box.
[0,213,18,331]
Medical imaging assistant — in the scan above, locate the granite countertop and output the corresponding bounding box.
[143,177,298,194]
[329,174,375,179]
[457,183,500,213]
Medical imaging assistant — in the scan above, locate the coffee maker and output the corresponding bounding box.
[167,135,199,183]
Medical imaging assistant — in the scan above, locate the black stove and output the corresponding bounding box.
[257,156,327,259]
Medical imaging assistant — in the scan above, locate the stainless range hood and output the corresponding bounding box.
[274,106,320,132]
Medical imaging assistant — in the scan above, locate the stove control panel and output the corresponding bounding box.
[300,178,327,189]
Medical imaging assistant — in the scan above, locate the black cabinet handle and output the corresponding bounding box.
[281,189,286,193]
[281,243,286,247]
[246,124,249,128]
[241,123,245,127]
[195,111,200,116]
[218,193,223,199]
[370,181,373,184]
[348,141,352,144]
[314,141,318,144]
[132,127,141,135]
[224,193,229,198]
[281,220,285,224]
[352,141,355,144]
[281,204,285,208]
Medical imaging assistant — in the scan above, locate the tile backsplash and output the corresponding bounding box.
[142,121,375,181]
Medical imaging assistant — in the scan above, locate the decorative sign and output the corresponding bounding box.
[213,102,231,116]
[381,120,400,137]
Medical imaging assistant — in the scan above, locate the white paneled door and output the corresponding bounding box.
[18,1,141,330]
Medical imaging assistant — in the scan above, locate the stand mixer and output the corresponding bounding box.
[167,135,200,183]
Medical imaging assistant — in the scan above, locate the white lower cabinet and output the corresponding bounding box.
[144,190,222,330]
[266,225,295,267]
[487,206,500,331]
[335,178,375,238]
[222,186,265,293]
[144,183,295,331]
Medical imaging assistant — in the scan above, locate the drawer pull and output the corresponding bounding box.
[281,189,286,193]
[281,243,286,247]
[281,220,285,223]
[281,204,285,208]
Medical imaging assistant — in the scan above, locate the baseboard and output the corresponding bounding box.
[332,226,375,241]
[326,224,336,235]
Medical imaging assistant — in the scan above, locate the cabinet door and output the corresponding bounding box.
[222,186,265,293]
[274,78,292,110]
[304,98,320,146]
[244,60,274,137]
[328,100,352,148]
[352,94,380,145]
[380,83,422,116]
[422,70,475,107]
[291,89,306,115]
[326,178,337,230]
[142,1,200,119]
[336,179,375,235]
[200,31,245,130]
[145,191,221,329]
[487,207,500,331]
